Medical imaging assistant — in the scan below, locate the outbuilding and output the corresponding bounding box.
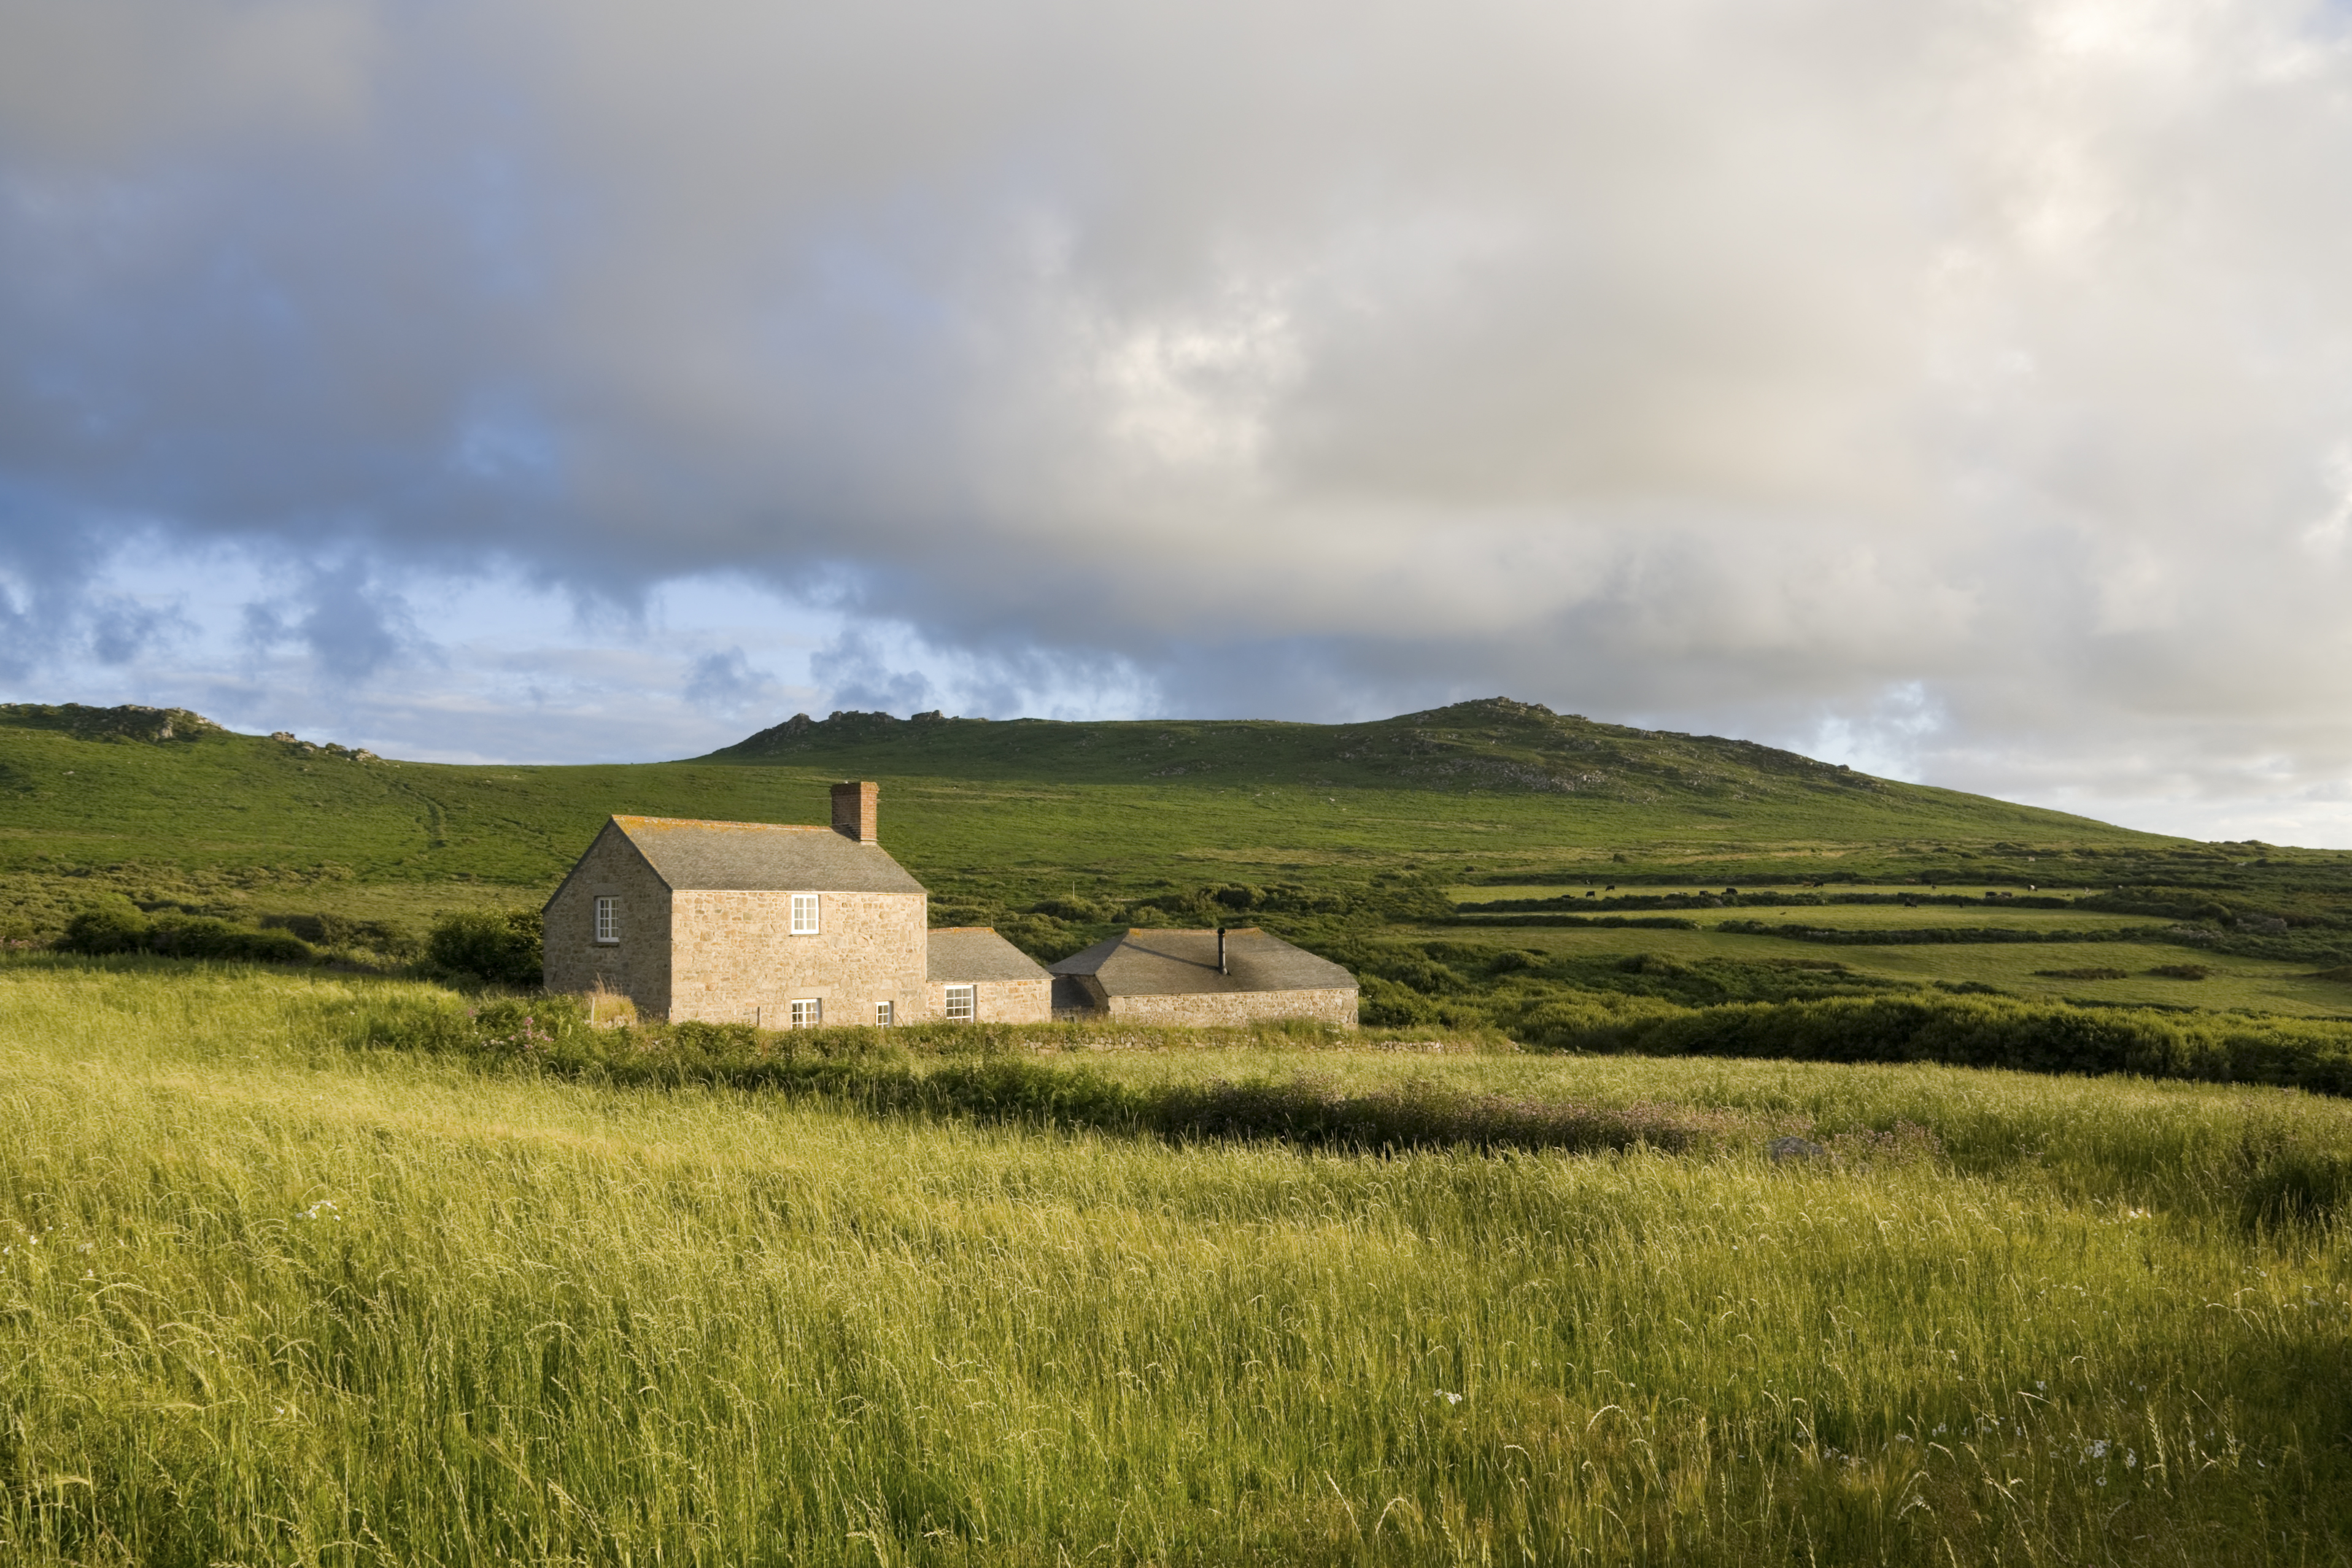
[1048,926,1359,1027]
[926,926,1053,1024]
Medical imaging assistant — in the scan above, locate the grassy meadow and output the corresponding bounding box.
[3,957,2350,1565]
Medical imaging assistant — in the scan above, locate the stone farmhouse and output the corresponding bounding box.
[543,782,1358,1028]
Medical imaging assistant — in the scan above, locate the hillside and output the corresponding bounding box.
[0,696,2147,878]
[710,697,1911,799]
[10,693,2346,956]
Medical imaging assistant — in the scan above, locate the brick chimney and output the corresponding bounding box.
[830,780,880,843]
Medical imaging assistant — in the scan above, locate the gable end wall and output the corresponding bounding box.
[543,824,675,1018]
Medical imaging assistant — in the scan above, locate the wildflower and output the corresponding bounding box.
[2126,1450,2137,1469]
[1434,1390,1463,1406]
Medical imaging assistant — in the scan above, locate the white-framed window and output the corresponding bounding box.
[875,1000,892,1027]
[789,998,822,1028]
[790,893,819,935]
[594,896,618,944]
[944,984,975,1022]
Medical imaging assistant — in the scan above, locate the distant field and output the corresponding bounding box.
[1415,919,2352,1018]
[1453,889,2157,929]
[1456,882,2113,902]
[2,960,2348,1564]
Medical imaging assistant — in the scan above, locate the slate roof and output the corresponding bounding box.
[1048,927,1356,997]
[608,816,927,895]
[927,927,1051,984]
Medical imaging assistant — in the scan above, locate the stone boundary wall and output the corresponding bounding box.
[1101,987,1359,1029]
[925,975,1053,1025]
[669,889,926,1026]
[544,826,675,1020]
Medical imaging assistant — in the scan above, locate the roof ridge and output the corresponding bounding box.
[614,815,830,832]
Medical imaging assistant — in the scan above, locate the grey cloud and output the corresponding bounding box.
[85,592,185,665]
[4,0,2352,819]
[242,562,427,682]
[810,626,935,716]
[683,646,783,714]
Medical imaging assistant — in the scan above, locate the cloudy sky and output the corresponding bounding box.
[4,0,2352,844]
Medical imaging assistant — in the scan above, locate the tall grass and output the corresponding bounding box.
[1,957,2348,1564]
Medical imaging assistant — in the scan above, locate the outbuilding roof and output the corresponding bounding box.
[1048,927,1356,997]
[926,927,1051,984]
[606,815,927,895]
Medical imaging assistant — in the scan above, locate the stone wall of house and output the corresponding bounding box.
[668,889,927,1026]
[924,975,1053,1025]
[1101,987,1359,1029]
[543,826,676,1019]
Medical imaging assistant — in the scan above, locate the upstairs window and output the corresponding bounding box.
[789,998,822,1028]
[944,984,975,1022]
[594,896,619,944]
[791,894,819,935]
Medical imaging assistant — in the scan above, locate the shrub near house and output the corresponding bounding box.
[57,907,314,964]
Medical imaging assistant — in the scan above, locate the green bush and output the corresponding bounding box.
[1535,991,2352,1097]
[147,917,313,964]
[56,907,314,964]
[57,907,152,956]
[425,908,544,986]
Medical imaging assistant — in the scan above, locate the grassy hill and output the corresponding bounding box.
[0,695,2175,913]
[7,695,2351,1019]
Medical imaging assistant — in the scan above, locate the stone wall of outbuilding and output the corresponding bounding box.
[667,889,927,1026]
[543,825,676,1020]
[924,975,1053,1025]
[1099,987,1359,1029]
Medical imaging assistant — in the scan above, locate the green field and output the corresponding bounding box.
[1415,895,2352,1016]
[2,958,2348,1564]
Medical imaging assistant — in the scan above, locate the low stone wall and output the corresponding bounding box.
[926,975,1053,1024]
[1100,987,1358,1029]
